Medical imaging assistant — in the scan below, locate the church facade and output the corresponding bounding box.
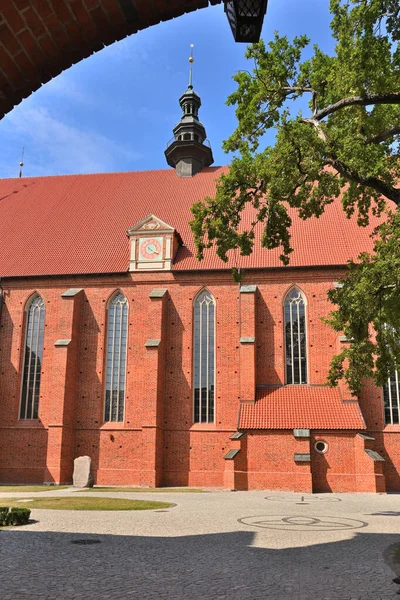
[0,79,399,494]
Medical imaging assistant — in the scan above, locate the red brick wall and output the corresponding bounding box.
[257,277,341,387]
[0,426,47,483]
[381,433,400,491]
[75,427,143,485]
[359,381,400,491]
[245,430,312,492]
[0,267,399,491]
[311,432,356,492]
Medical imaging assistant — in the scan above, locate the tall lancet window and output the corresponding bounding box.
[383,372,400,424]
[104,292,128,422]
[193,290,215,423]
[20,295,45,419]
[284,287,308,384]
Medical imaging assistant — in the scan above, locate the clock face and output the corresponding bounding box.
[139,237,163,261]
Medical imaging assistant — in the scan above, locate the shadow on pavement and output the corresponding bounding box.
[0,529,399,600]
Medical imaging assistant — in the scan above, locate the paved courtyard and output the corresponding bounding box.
[0,488,400,600]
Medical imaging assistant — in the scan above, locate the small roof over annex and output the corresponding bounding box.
[239,386,366,430]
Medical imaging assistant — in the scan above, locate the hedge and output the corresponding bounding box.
[0,507,31,526]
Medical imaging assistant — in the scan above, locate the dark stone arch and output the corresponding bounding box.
[0,0,222,121]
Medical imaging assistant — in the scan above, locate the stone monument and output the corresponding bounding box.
[73,456,94,488]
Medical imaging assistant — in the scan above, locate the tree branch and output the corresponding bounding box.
[365,125,400,144]
[293,144,308,176]
[325,157,400,205]
[301,117,330,142]
[281,86,318,115]
[314,92,400,121]
[281,86,314,93]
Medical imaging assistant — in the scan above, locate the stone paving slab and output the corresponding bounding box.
[0,490,399,599]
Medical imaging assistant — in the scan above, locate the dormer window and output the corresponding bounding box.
[127,214,181,272]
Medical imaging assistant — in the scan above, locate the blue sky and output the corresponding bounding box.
[0,1,334,179]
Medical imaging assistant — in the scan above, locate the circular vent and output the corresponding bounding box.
[314,440,328,454]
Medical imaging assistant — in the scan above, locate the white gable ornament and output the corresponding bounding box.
[127,214,182,272]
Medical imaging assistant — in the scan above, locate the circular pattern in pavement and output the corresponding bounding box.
[265,495,341,502]
[238,515,368,531]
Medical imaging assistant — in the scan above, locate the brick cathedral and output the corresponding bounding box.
[0,73,399,494]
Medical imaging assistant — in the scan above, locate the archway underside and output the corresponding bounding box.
[0,0,222,120]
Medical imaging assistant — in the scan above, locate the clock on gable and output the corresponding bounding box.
[139,237,163,261]
[127,215,181,271]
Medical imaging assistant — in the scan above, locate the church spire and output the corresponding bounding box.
[188,43,194,89]
[165,45,214,178]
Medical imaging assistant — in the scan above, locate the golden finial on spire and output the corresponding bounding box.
[19,146,25,178]
[189,44,194,88]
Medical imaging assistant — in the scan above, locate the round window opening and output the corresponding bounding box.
[315,440,328,454]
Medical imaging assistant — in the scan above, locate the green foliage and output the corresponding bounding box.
[326,211,400,393]
[190,0,400,391]
[7,508,31,526]
[0,507,9,526]
[0,507,31,526]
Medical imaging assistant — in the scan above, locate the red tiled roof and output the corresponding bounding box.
[239,386,365,430]
[0,167,382,278]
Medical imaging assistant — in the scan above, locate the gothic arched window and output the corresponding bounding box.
[193,290,215,423]
[104,292,128,422]
[20,295,45,419]
[284,287,307,384]
[383,372,400,424]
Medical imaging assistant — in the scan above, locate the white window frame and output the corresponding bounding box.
[193,289,216,424]
[283,286,308,385]
[19,294,45,420]
[104,291,128,423]
[383,371,400,425]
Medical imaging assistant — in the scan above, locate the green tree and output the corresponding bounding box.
[190,0,400,394]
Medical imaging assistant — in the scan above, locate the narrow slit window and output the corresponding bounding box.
[193,290,215,423]
[284,287,307,384]
[20,295,45,419]
[383,372,400,425]
[104,293,128,422]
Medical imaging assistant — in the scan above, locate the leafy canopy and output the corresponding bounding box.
[190,0,400,393]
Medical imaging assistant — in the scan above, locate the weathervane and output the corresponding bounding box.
[19,147,24,178]
[189,43,194,89]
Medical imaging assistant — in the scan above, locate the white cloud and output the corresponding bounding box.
[1,106,142,176]
[103,35,152,65]
[43,74,93,106]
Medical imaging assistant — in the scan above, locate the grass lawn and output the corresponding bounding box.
[0,485,69,493]
[1,497,173,511]
[83,487,203,493]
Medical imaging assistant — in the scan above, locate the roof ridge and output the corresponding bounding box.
[0,165,227,182]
